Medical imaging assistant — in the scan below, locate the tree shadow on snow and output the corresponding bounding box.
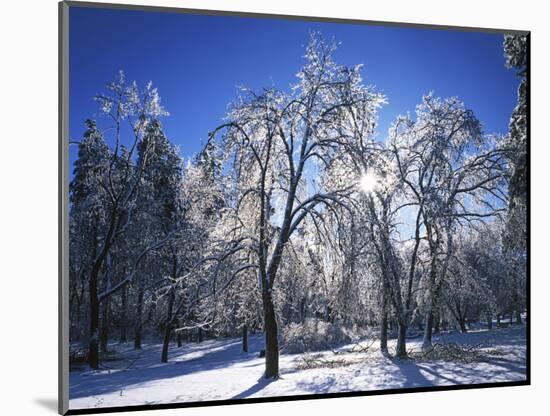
[69,336,264,400]
[388,357,433,387]
[231,376,277,399]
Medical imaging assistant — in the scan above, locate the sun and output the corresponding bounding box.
[359,172,379,194]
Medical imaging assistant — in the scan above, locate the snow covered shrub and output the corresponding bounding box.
[280,318,368,353]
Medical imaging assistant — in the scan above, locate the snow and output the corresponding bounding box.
[69,326,526,411]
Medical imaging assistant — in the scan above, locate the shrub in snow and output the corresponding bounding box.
[280,318,369,353]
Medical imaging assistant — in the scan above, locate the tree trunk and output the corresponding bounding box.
[433,310,441,335]
[300,298,306,323]
[458,317,468,333]
[516,310,523,325]
[496,314,501,327]
[422,228,440,352]
[88,268,100,369]
[242,325,248,353]
[134,282,144,350]
[511,262,523,326]
[87,211,119,368]
[119,281,128,343]
[422,311,434,351]
[396,321,408,358]
[161,289,175,363]
[87,222,101,368]
[380,312,388,354]
[487,312,493,330]
[100,298,110,353]
[71,282,83,342]
[263,292,279,378]
[161,325,171,363]
[198,327,203,343]
[176,319,183,348]
[380,280,388,354]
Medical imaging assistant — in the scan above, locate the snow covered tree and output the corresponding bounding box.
[359,159,416,357]
[130,120,185,359]
[153,142,226,362]
[209,33,385,377]
[69,120,111,348]
[70,71,172,368]
[503,35,528,212]
[502,34,528,324]
[389,94,507,350]
[443,230,493,332]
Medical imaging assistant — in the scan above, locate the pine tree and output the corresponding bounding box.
[69,119,111,367]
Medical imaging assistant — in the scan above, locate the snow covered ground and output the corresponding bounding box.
[69,326,526,411]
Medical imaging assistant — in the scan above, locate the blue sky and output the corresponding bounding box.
[69,6,520,167]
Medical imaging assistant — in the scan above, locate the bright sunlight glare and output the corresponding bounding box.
[359,172,379,194]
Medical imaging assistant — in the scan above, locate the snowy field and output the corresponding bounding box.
[69,326,526,410]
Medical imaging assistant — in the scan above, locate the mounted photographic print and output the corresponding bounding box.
[59,1,530,414]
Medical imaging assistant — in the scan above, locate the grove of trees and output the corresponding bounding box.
[69,33,528,378]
